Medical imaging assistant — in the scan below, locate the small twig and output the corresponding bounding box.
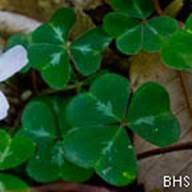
[31,182,112,192]
[31,70,39,95]
[137,142,192,160]
[152,0,164,15]
[39,82,85,96]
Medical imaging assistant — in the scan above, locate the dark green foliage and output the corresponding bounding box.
[21,97,92,183]
[28,8,112,89]
[3,2,189,189]
[63,74,180,186]
[0,130,34,190]
[161,15,192,69]
[104,0,178,54]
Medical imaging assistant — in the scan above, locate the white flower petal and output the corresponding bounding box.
[0,91,9,120]
[0,45,28,82]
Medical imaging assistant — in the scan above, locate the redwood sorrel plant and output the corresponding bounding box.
[1,0,192,190]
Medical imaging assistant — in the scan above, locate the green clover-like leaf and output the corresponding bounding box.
[64,74,136,186]
[28,7,74,89]
[0,130,34,170]
[0,174,29,192]
[127,82,180,147]
[104,3,178,55]
[21,100,57,143]
[27,140,92,183]
[28,8,112,88]
[161,16,192,70]
[70,27,112,76]
[64,125,136,186]
[21,97,92,183]
[32,8,76,44]
[63,73,180,186]
[143,16,178,52]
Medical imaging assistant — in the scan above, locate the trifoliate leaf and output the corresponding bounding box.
[21,97,92,183]
[64,73,136,186]
[64,73,180,186]
[104,0,178,55]
[104,13,178,54]
[29,8,110,88]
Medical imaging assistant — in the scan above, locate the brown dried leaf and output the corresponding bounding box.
[0,0,104,21]
[0,0,95,38]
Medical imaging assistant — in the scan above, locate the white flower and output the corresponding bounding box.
[0,92,9,120]
[0,45,28,120]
